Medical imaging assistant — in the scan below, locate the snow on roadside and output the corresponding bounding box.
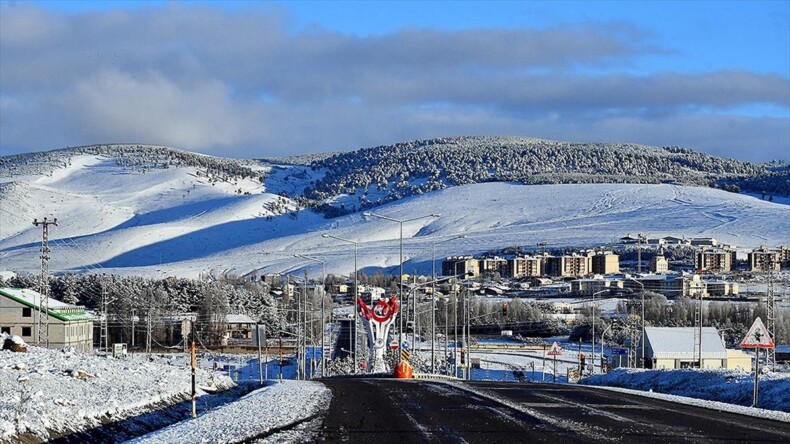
[0,342,233,442]
[128,380,331,444]
[580,368,790,415]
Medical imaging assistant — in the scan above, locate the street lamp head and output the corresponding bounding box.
[431,213,441,217]
[362,212,372,217]
[321,234,329,238]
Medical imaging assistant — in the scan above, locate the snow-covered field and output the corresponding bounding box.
[129,381,331,444]
[0,339,233,442]
[581,368,790,413]
[1,153,788,278]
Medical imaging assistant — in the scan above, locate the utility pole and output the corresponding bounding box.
[636,233,646,275]
[100,277,109,352]
[766,257,776,370]
[33,217,57,348]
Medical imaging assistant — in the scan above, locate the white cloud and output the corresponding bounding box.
[0,3,788,161]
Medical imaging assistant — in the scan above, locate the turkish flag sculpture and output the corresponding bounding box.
[357,296,399,373]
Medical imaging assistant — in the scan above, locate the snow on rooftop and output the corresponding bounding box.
[225,314,256,324]
[0,287,73,309]
[643,327,727,359]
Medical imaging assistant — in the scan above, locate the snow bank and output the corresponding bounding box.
[0,345,234,441]
[580,368,790,413]
[129,380,331,444]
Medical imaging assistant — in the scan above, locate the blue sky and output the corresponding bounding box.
[2,0,788,161]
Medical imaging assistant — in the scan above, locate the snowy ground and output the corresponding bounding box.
[581,368,790,413]
[0,340,233,442]
[128,381,331,444]
[1,153,788,278]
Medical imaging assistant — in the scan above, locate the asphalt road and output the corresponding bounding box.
[317,379,790,443]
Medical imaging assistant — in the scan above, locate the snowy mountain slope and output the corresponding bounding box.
[1,149,788,279]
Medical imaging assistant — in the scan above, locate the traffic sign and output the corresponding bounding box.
[612,348,628,356]
[390,340,399,350]
[401,340,411,350]
[546,341,563,356]
[741,317,774,349]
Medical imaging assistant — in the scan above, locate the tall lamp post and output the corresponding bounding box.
[431,234,466,374]
[591,289,610,375]
[322,233,360,373]
[294,254,326,376]
[362,212,440,362]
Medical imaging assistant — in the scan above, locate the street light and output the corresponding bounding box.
[591,289,610,375]
[431,234,466,374]
[322,233,360,373]
[362,211,440,361]
[294,254,326,377]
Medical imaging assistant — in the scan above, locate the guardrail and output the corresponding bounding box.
[412,373,462,381]
[471,344,544,351]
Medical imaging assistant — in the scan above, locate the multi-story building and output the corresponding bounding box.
[703,279,739,297]
[570,278,624,296]
[508,256,542,278]
[625,273,707,299]
[695,247,732,273]
[591,251,620,275]
[748,246,782,272]
[479,256,508,278]
[442,256,480,278]
[650,251,669,274]
[0,287,93,352]
[545,254,592,277]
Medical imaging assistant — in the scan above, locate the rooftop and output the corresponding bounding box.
[642,326,727,359]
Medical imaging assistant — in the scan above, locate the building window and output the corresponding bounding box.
[1,327,10,334]
[22,327,32,337]
[22,307,32,317]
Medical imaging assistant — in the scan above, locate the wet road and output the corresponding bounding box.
[317,379,790,443]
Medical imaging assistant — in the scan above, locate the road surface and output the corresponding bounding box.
[316,379,790,443]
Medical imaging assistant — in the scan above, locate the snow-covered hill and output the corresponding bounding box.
[1,150,788,279]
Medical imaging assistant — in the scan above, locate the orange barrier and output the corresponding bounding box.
[394,361,414,378]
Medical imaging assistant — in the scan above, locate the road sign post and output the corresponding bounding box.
[740,317,774,408]
[546,342,563,384]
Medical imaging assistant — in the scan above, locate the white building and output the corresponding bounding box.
[637,326,748,370]
[0,287,93,352]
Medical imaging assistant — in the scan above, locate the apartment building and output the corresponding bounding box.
[570,277,624,296]
[545,254,592,277]
[748,246,782,272]
[479,256,509,278]
[591,251,620,275]
[650,251,669,273]
[442,256,480,278]
[508,256,542,279]
[694,247,733,273]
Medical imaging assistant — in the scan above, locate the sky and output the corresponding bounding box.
[0,1,788,162]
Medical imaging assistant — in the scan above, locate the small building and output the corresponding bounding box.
[639,326,727,369]
[0,287,93,352]
[690,238,718,247]
[662,236,689,245]
[224,314,256,344]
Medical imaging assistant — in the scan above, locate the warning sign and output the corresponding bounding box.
[401,349,411,361]
[546,341,563,356]
[741,317,774,349]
